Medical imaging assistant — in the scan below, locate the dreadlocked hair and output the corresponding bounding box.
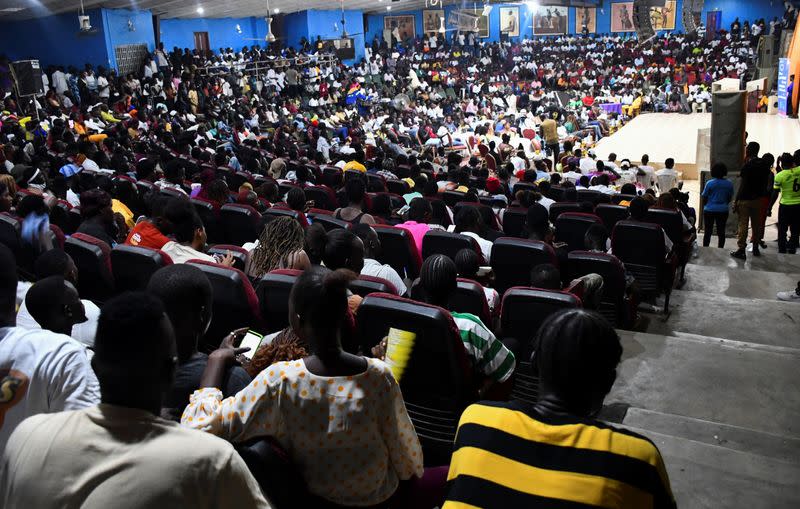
[249,216,305,278]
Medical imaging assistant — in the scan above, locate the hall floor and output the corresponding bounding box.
[592,112,800,166]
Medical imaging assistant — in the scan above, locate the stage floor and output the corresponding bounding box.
[592,113,800,167]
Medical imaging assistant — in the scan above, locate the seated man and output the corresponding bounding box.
[147,264,252,421]
[418,255,515,394]
[655,158,680,193]
[0,292,270,508]
[22,276,87,338]
[444,309,676,509]
[0,245,100,452]
[530,263,604,310]
[353,224,407,296]
[160,199,235,266]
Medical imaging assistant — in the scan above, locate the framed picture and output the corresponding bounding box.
[575,6,597,34]
[611,2,636,32]
[532,6,568,36]
[467,8,490,38]
[384,15,416,42]
[650,0,677,30]
[499,7,520,37]
[423,10,444,36]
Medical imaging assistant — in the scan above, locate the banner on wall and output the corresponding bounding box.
[778,58,790,116]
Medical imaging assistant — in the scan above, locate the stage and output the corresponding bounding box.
[592,113,800,178]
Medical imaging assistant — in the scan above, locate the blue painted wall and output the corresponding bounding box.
[703,0,785,29]
[0,9,109,69]
[284,11,310,50]
[159,16,268,53]
[101,8,157,71]
[306,9,366,65]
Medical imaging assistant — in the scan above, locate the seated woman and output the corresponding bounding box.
[245,216,311,279]
[334,177,375,225]
[181,267,424,507]
[453,248,499,313]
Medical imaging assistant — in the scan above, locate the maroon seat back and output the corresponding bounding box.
[554,212,603,252]
[65,233,115,302]
[490,237,557,295]
[111,244,173,292]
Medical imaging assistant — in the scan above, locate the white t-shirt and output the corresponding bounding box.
[360,258,407,296]
[1,405,270,508]
[656,168,679,192]
[16,298,100,349]
[461,231,493,263]
[160,241,217,264]
[638,165,656,188]
[0,327,100,451]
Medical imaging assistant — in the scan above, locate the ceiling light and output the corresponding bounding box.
[274,8,279,13]
[386,5,392,10]
[196,6,204,14]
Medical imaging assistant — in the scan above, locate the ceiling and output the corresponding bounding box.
[0,0,595,20]
[0,0,432,20]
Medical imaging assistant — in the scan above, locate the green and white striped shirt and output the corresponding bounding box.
[451,312,516,383]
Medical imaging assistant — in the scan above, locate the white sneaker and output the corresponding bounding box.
[776,290,800,302]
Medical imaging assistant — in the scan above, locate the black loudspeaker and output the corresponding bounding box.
[711,91,747,174]
[11,60,44,96]
[633,0,655,40]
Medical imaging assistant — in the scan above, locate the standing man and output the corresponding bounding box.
[772,153,800,254]
[540,112,559,161]
[731,142,769,260]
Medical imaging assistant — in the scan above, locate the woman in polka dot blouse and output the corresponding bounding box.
[182,266,424,507]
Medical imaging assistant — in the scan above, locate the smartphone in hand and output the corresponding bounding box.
[237,330,264,360]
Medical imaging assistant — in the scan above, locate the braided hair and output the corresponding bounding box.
[248,216,304,278]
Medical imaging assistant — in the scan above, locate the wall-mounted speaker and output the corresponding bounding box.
[633,0,655,40]
[11,60,43,97]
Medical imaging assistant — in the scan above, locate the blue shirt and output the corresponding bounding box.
[702,177,734,213]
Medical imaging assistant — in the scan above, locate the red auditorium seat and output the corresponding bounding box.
[111,245,173,292]
[554,212,603,252]
[64,233,115,303]
[220,203,262,244]
[490,237,558,295]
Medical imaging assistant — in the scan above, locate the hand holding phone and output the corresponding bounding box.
[237,330,265,360]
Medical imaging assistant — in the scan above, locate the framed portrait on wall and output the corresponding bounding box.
[499,7,520,37]
[532,5,568,36]
[384,15,416,42]
[650,0,677,30]
[466,8,490,38]
[575,6,597,34]
[611,2,636,32]
[423,10,444,36]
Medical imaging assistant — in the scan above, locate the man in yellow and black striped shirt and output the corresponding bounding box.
[444,310,676,509]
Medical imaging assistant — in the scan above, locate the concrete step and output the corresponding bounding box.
[691,245,800,275]
[608,330,800,439]
[619,425,800,509]
[621,407,800,464]
[640,289,800,348]
[680,263,800,300]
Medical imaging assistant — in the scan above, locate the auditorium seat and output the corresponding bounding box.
[135,180,155,198]
[64,233,115,303]
[254,269,301,333]
[0,213,21,259]
[159,187,187,201]
[187,260,263,352]
[491,238,558,295]
[500,288,582,403]
[554,212,603,252]
[303,185,337,211]
[356,293,476,466]
[451,278,492,326]
[320,166,343,188]
[49,200,75,235]
[310,214,350,232]
[47,224,65,250]
[453,202,501,231]
[567,251,631,327]
[386,179,410,196]
[367,173,386,192]
[111,245,173,292]
[191,197,222,244]
[611,193,637,205]
[421,230,483,263]
[208,244,249,272]
[646,208,693,282]
[349,275,399,297]
[503,207,528,239]
[513,182,538,194]
[595,203,630,231]
[373,225,421,279]
[220,203,262,245]
[442,190,467,208]
[611,220,677,313]
[548,202,582,224]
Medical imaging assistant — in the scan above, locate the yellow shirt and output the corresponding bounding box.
[343,160,366,173]
[112,199,134,229]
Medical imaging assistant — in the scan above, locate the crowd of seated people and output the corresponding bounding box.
[0,11,795,508]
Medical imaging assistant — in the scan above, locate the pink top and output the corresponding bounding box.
[396,221,429,258]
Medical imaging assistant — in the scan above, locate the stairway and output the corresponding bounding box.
[605,246,800,508]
